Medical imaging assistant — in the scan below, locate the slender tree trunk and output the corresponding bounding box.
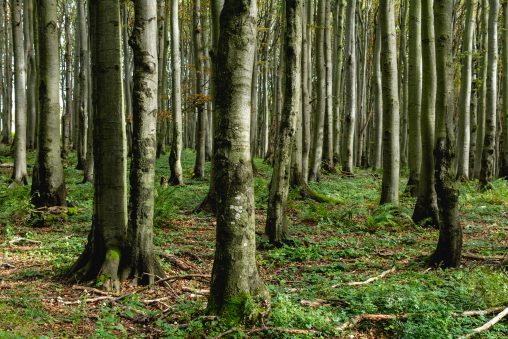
[373,19,383,171]
[457,0,476,180]
[11,0,28,185]
[208,0,268,318]
[126,0,164,285]
[0,0,4,144]
[430,0,463,268]
[266,0,302,245]
[406,0,423,194]
[169,0,184,186]
[68,0,128,291]
[501,0,508,177]
[308,0,327,181]
[413,0,440,226]
[480,0,500,187]
[333,0,345,163]
[61,2,72,157]
[322,0,334,172]
[193,0,206,179]
[2,0,12,145]
[25,0,36,150]
[301,0,312,182]
[31,0,66,207]
[341,0,357,175]
[379,0,400,205]
[399,0,409,168]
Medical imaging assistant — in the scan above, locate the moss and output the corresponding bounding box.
[105,247,121,263]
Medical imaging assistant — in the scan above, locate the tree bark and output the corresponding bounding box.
[501,0,508,177]
[208,0,268,318]
[373,19,383,170]
[193,0,206,179]
[31,0,67,208]
[430,0,463,268]
[266,0,302,245]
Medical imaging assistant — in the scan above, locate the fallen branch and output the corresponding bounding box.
[61,296,114,305]
[455,307,506,317]
[212,326,320,339]
[182,286,209,295]
[160,253,194,270]
[462,253,506,262]
[333,267,396,288]
[8,237,42,246]
[72,285,114,296]
[460,307,508,338]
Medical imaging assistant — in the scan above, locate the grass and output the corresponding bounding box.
[0,144,507,338]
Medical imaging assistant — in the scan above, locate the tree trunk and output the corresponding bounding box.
[413,0,440,226]
[25,0,36,150]
[126,0,164,285]
[208,0,268,318]
[333,0,345,164]
[11,0,28,185]
[68,0,128,291]
[501,0,508,177]
[379,0,400,205]
[169,0,184,186]
[31,0,67,208]
[457,0,476,180]
[480,0,500,187]
[266,0,302,245]
[406,0,422,194]
[301,0,312,182]
[430,0,463,268]
[373,19,383,170]
[341,0,357,175]
[193,0,206,179]
[308,0,327,181]
[61,2,72,157]
[322,0,334,172]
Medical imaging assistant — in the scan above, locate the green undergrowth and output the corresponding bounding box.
[0,148,506,338]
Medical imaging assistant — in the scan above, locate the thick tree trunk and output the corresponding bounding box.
[480,0,500,187]
[208,0,268,318]
[413,0,440,226]
[11,0,28,185]
[266,0,302,245]
[169,0,184,186]
[31,0,66,208]
[430,0,463,268]
[341,0,357,175]
[126,0,164,285]
[406,0,422,195]
[68,0,129,291]
[379,0,400,205]
[457,0,476,180]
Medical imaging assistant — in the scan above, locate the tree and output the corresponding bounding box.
[412,0,439,227]
[501,0,508,177]
[457,0,476,180]
[480,0,500,187]
[266,0,302,245]
[68,0,129,290]
[341,0,357,175]
[193,0,206,179]
[169,0,184,186]
[430,0,463,268]
[207,0,268,318]
[379,0,400,205]
[10,0,28,185]
[31,0,66,208]
[126,0,164,285]
[406,0,422,194]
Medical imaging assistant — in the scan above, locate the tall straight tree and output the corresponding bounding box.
[169,0,184,186]
[126,0,164,285]
[379,0,400,205]
[31,0,66,208]
[266,0,302,245]
[373,18,383,170]
[208,0,267,317]
[457,0,476,180]
[193,0,206,179]
[68,0,129,290]
[10,0,28,185]
[413,0,440,226]
[431,0,463,267]
[480,0,499,187]
[501,0,508,177]
[341,0,357,175]
[406,0,422,194]
[309,0,326,181]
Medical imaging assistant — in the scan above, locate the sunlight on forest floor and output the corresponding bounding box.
[0,145,507,338]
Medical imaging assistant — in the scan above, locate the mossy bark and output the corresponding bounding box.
[31,0,67,208]
[266,0,302,245]
[208,0,268,318]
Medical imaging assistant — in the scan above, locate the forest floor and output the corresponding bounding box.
[0,145,507,338]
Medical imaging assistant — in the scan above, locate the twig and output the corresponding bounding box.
[160,253,194,270]
[8,237,42,245]
[462,253,507,261]
[333,267,396,288]
[455,307,506,317]
[212,326,320,339]
[460,307,508,338]
[182,287,209,295]
[61,296,114,305]
[72,285,114,296]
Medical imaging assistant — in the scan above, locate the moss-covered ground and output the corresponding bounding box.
[0,145,507,338]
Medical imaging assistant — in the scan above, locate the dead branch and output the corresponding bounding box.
[181,286,209,295]
[160,253,194,270]
[8,237,42,245]
[60,296,114,305]
[462,253,507,262]
[333,267,396,288]
[460,306,508,338]
[72,285,114,296]
[212,326,320,339]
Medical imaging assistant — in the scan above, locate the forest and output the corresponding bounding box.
[0,0,507,337]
